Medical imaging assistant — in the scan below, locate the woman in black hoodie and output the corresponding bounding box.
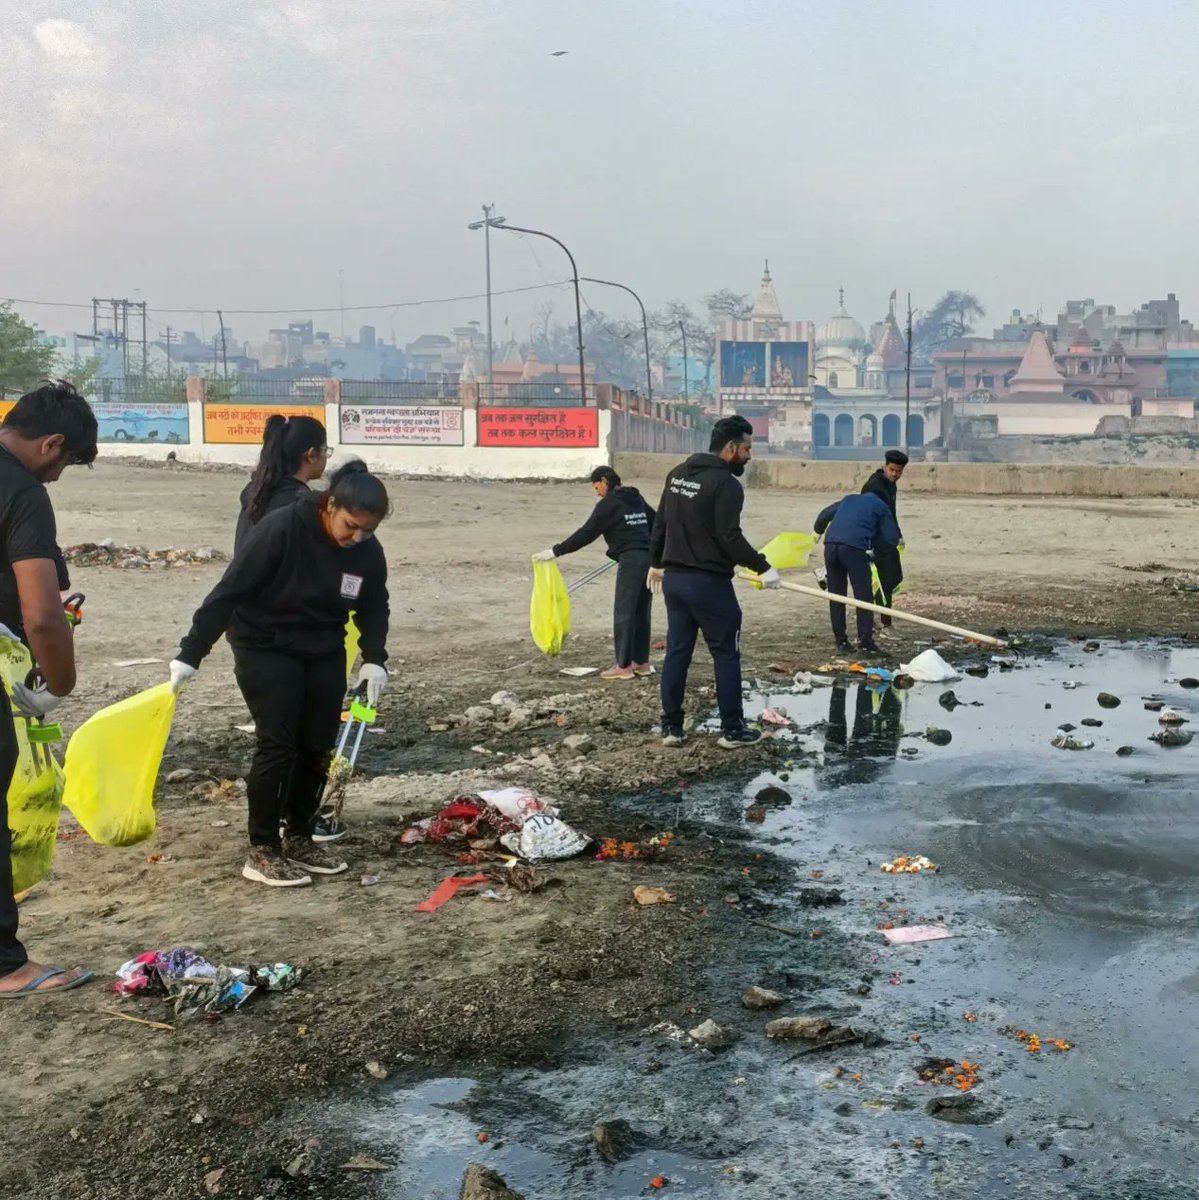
[234,414,330,551]
[534,466,655,680]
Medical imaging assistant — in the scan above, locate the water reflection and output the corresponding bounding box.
[819,681,903,788]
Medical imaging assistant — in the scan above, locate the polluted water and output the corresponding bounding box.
[327,640,1199,1200]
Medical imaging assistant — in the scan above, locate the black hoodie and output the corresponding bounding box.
[234,475,311,552]
[552,486,656,561]
[861,468,902,537]
[650,453,770,577]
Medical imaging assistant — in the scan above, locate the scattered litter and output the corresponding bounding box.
[113,658,164,668]
[559,666,599,676]
[102,1007,175,1032]
[415,873,487,912]
[596,831,674,860]
[113,948,301,1018]
[1051,733,1093,750]
[759,707,791,726]
[881,855,938,875]
[1150,729,1193,747]
[1158,708,1188,725]
[1062,681,1081,690]
[1003,1026,1073,1054]
[360,874,380,887]
[211,820,230,828]
[633,885,675,907]
[899,649,961,683]
[883,925,953,945]
[145,853,175,864]
[481,889,512,903]
[918,1058,982,1092]
[234,723,255,734]
[65,543,225,569]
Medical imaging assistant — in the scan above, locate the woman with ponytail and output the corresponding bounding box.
[234,414,330,551]
[168,460,391,888]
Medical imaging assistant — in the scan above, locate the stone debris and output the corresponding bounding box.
[742,985,787,1010]
[688,1018,736,1050]
[460,1164,525,1200]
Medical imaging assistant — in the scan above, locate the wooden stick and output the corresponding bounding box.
[102,1008,175,1032]
[738,572,1007,648]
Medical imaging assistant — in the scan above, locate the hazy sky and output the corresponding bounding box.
[4,0,1199,348]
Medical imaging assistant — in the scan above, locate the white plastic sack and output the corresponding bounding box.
[500,810,590,861]
[898,649,961,683]
[478,787,556,824]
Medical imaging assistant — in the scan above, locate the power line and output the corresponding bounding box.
[0,279,573,318]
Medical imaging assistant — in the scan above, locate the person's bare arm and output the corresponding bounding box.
[15,558,75,695]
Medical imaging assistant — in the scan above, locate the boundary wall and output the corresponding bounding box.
[614,451,1199,499]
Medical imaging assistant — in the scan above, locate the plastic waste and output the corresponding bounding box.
[757,532,817,570]
[62,682,176,846]
[114,947,303,1016]
[0,633,65,893]
[883,925,953,945]
[898,649,961,683]
[1051,733,1093,750]
[344,614,361,681]
[529,559,571,657]
[500,809,590,861]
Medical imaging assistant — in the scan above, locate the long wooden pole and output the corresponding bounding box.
[737,572,1007,648]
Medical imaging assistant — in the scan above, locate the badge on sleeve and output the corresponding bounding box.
[340,573,364,599]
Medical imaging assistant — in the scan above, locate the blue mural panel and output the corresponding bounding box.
[720,342,766,387]
[92,402,191,444]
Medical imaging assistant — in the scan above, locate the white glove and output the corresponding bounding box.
[357,663,388,707]
[169,659,198,693]
[532,549,556,562]
[898,538,906,550]
[646,567,665,595]
[10,682,63,720]
[760,566,782,590]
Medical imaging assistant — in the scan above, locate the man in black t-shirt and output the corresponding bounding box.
[0,381,97,998]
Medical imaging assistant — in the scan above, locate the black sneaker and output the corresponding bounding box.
[312,813,348,843]
[836,640,853,655]
[859,641,881,654]
[661,726,687,747]
[717,726,763,750]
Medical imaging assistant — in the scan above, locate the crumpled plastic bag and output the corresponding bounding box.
[530,559,571,656]
[898,648,961,683]
[500,810,590,861]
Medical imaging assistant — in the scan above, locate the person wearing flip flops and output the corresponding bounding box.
[169,461,391,888]
[0,382,97,998]
[533,466,656,681]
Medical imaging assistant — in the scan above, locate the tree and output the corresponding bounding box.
[912,290,986,361]
[0,302,57,395]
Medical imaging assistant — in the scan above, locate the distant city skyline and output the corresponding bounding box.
[5,0,1199,349]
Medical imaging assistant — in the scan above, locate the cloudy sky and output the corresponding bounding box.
[3,0,1198,347]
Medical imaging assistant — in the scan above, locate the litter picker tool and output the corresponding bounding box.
[322,684,376,823]
[566,560,616,595]
[737,570,1007,648]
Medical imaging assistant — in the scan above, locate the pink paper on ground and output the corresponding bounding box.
[883,925,953,945]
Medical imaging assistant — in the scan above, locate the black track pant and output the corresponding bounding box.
[0,691,26,978]
[613,550,652,667]
[233,646,345,849]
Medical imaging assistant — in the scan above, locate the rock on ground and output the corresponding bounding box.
[461,1163,525,1200]
[742,985,787,1010]
[766,1016,832,1040]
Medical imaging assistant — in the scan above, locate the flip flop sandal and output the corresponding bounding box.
[0,968,95,999]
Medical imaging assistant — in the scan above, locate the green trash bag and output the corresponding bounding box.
[0,634,65,894]
[530,559,571,657]
[62,682,176,846]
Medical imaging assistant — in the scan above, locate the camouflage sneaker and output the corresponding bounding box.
[243,846,312,888]
[282,835,348,876]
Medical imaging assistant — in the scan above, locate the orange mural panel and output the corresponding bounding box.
[203,404,325,444]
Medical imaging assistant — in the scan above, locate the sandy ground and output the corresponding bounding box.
[3,458,1199,1200]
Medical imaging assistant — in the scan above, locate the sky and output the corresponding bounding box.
[3,0,1199,349]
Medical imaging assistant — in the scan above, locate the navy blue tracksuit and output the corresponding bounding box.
[817,493,901,646]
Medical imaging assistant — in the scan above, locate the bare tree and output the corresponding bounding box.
[912,290,986,360]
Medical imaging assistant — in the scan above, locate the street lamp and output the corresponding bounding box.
[467,205,506,396]
[485,221,588,404]
[678,321,689,402]
[580,276,652,403]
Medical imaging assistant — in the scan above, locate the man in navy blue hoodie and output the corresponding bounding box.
[814,492,901,654]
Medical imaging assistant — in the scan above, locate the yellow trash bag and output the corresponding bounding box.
[530,559,571,656]
[758,531,818,571]
[0,635,65,894]
[62,683,176,846]
[345,614,361,682]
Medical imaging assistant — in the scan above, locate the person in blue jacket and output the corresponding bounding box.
[814,492,900,654]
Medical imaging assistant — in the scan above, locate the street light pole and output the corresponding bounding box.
[580,276,652,403]
[679,321,689,401]
[488,222,588,403]
[904,292,913,453]
[467,205,506,397]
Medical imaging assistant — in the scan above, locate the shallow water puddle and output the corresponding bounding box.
[344,641,1199,1199]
